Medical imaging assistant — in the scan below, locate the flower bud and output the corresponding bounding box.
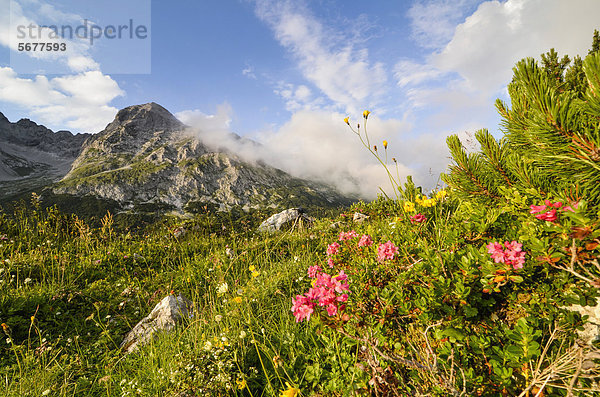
[383,140,388,149]
[343,117,349,125]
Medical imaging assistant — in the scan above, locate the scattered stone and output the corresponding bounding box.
[569,303,600,345]
[98,375,111,384]
[330,221,343,229]
[258,208,313,232]
[120,294,193,354]
[353,212,370,223]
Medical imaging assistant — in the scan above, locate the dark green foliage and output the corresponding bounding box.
[591,29,600,54]
[540,48,570,89]
[565,55,586,97]
[444,32,600,207]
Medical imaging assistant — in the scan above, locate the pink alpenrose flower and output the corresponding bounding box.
[377,241,399,262]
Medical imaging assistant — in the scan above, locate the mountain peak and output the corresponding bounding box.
[109,102,184,132]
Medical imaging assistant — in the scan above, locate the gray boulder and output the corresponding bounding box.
[258,208,313,232]
[569,303,600,345]
[353,212,370,223]
[120,294,192,354]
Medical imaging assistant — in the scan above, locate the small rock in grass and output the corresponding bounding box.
[353,212,370,223]
[329,221,343,229]
[120,294,192,354]
[258,208,313,232]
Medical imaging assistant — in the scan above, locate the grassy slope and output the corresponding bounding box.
[0,201,351,396]
[0,192,598,396]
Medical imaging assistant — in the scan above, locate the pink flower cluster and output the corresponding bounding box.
[530,200,576,222]
[486,241,526,270]
[307,265,322,278]
[338,230,359,241]
[326,242,340,256]
[358,234,373,247]
[377,241,399,263]
[291,270,350,322]
[410,213,427,224]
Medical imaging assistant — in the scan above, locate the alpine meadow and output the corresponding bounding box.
[3,11,600,397]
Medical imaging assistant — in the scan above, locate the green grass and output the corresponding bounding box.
[0,200,345,396]
[0,190,599,396]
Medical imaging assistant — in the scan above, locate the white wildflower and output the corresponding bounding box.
[216,282,228,295]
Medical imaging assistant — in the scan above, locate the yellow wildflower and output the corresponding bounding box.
[280,382,300,397]
[383,140,388,149]
[403,201,415,212]
[343,117,349,125]
[236,379,247,390]
[363,110,370,119]
[233,296,243,304]
[435,189,448,200]
[422,198,437,208]
[1,323,7,332]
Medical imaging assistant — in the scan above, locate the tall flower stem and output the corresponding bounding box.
[345,113,403,201]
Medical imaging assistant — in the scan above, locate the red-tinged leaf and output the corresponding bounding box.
[536,255,561,264]
[586,242,599,250]
[494,275,506,283]
[571,226,592,239]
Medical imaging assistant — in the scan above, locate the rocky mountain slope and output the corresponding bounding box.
[0,112,90,199]
[53,102,353,211]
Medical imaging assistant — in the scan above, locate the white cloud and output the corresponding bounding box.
[178,103,450,199]
[433,0,600,94]
[242,65,257,79]
[52,72,124,105]
[253,0,388,114]
[273,81,325,112]
[294,85,311,102]
[176,103,234,131]
[0,0,125,133]
[408,0,481,50]
[253,111,449,198]
[1,0,100,72]
[259,112,384,194]
[0,68,63,106]
[397,0,600,152]
[394,59,444,88]
[0,67,124,132]
[67,56,100,73]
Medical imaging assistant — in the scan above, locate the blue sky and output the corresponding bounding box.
[1,0,599,197]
